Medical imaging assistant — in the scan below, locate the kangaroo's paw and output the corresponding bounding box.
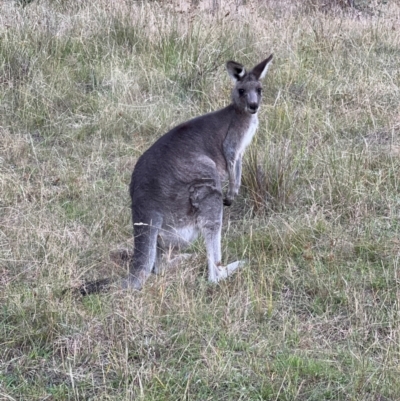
[223,197,232,206]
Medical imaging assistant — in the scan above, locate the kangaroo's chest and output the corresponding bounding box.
[238,115,258,155]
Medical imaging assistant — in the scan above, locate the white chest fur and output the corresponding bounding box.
[239,114,259,155]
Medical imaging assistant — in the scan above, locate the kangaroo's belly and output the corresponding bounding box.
[158,223,199,250]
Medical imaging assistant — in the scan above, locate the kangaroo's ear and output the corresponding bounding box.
[251,54,273,80]
[226,61,246,82]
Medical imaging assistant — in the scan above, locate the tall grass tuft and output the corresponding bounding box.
[242,140,299,212]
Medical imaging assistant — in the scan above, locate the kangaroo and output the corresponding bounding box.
[124,54,273,290]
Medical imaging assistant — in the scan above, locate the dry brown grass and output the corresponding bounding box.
[1,0,400,400]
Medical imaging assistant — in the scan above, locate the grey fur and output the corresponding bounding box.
[125,54,273,290]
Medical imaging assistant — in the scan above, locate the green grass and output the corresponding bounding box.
[1,0,400,400]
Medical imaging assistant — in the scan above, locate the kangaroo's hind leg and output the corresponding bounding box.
[190,179,245,283]
[125,212,163,290]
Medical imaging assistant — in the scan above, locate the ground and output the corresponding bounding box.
[1,0,400,400]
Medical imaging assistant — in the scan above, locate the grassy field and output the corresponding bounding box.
[1,0,400,400]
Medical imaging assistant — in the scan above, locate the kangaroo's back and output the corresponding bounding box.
[130,105,235,200]
[125,54,274,290]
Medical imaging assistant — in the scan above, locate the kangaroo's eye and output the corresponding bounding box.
[257,88,262,95]
[238,89,245,96]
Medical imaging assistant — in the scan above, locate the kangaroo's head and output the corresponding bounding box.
[227,54,273,115]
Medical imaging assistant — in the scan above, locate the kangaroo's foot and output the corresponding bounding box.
[210,260,246,283]
[121,269,150,291]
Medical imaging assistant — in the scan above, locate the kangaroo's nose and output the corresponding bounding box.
[248,103,258,113]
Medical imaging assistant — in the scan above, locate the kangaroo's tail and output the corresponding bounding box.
[62,276,119,296]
